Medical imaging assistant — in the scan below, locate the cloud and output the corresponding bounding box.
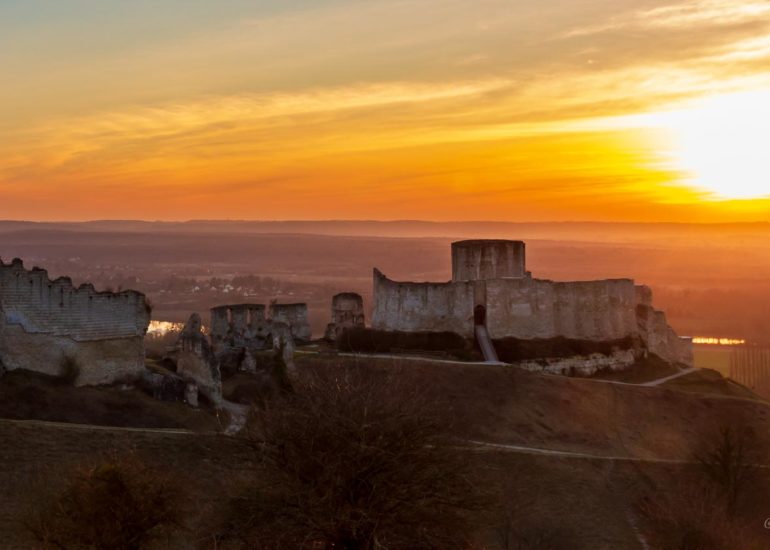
[562,0,770,37]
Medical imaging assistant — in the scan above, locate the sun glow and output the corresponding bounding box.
[642,89,770,200]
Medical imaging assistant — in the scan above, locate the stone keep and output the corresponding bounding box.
[372,240,693,367]
[0,258,150,385]
[452,239,526,281]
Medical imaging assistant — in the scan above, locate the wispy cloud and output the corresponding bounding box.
[2,0,770,221]
[563,0,770,38]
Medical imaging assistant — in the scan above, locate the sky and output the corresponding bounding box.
[1,0,770,222]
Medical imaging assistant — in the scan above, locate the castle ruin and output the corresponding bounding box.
[372,240,693,368]
[0,258,150,385]
[325,292,366,341]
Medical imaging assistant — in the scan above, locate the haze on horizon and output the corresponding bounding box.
[2,0,770,222]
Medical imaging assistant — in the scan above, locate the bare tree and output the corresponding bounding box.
[694,426,755,516]
[224,365,485,549]
[638,426,764,549]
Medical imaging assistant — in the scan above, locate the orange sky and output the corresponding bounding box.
[1,0,770,221]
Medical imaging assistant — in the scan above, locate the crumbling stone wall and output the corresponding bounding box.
[372,269,476,336]
[269,303,312,342]
[209,304,296,372]
[211,302,310,345]
[325,293,365,340]
[0,258,150,385]
[372,241,693,368]
[485,277,639,341]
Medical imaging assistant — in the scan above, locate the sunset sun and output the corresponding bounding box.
[649,89,770,200]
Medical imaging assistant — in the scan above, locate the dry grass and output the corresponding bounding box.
[24,452,186,549]
[0,369,220,430]
[296,354,770,461]
[4,357,770,547]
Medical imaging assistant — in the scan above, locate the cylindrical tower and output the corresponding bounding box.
[451,240,526,281]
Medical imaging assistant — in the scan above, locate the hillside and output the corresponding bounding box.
[2,357,770,547]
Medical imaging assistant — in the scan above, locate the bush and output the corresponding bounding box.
[336,327,474,358]
[224,366,485,548]
[25,453,185,550]
[58,356,81,385]
[493,335,637,363]
[637,478,765,550]
[638,427,766,549]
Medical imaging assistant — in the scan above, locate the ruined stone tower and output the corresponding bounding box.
[451,240,526,281]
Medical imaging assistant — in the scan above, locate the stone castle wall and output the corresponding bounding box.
[269,303,312,342]
[210,302,310,346]
[485,277,639,341]
[372,269,476,336]
[0,258,150,385]
[373,269,637,341]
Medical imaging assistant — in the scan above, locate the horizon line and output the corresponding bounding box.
[2,218,770,226]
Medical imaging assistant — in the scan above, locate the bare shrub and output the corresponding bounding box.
[270,339,292,394]
[223,365,485,549]
[638,426,765,550]
[58,355,81,385]
[694,426,755,516]
[637,477,765,550]
[25,452,185,550]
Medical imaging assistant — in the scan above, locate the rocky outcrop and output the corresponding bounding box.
[175,313,222,405]
[515,350,638,376]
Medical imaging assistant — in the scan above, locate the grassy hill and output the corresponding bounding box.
[2,358,770,547]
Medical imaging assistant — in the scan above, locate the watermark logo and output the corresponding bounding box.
[763,518,770,529]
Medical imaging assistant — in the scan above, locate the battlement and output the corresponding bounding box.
[0,257,151,385]
[210,301,312,343]
[0,257,150,341]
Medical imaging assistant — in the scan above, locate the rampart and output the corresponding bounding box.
[0,258,150,385]
[372,240,693,367]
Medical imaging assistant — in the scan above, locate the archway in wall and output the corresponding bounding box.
[474,304,486,326]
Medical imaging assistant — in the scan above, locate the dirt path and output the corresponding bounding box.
[640,367,698,386]
[221,400,249,435]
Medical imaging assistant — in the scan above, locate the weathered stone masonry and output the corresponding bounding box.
[372,240,693,367]
[0,258,150,385]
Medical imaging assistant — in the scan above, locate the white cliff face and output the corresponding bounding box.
[515,350,638,376]
[0,258,150,385]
